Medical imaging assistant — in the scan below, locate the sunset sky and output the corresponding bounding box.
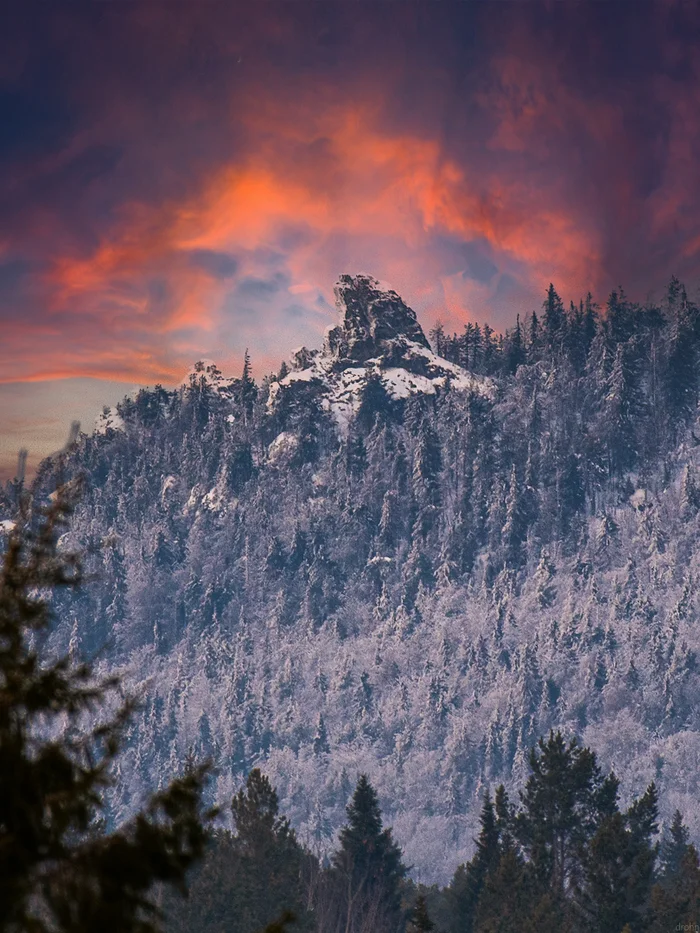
[2,1,700,478]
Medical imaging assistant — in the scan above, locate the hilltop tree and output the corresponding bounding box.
[543,283,565,349]
[237,349,258,423]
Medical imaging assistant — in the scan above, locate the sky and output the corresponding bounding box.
[2,1,700,478]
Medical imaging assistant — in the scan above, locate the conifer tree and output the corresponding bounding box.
[331,775,407,933]
[472,847,531,933]
[515,732,618,899]
[447,792,501,933]
[505,315,525,374]
[166,770,304,933]
[542,283,565,349]
[409,894,434,932]
[501,465,528,568]
[648,844,700,933]
[0,483,213,933]
[658,809,691,884]
[666,284,699,426]
[579,782,658,933]
[238,349,257,423]
[229,769,308,932]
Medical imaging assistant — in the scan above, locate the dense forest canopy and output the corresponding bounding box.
[4,273,700,882]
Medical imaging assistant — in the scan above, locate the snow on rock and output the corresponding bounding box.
[94,406,125,435]
[0,519,16,534]
[267,431,300,466]
[182,359,236,393]
[268,273,493,433]
[161,475,178,503]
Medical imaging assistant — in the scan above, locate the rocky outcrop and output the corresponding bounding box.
[267,273,493,432]
[326,273,431,363]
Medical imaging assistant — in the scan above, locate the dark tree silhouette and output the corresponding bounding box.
[0,482,215,933]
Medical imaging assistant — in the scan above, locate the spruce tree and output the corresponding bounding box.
[472,847,532,933]
[238,349,257,423]
[230,769,309,932]
[0,483,213,933]
[505,315,526,374]
[168,770,307,933]
[579,782,658,933]
[542,283,565,349]
[658,810,691,884]
[331,775,407,933]
[409,894,434,932]
[648,844,700,933]
[515,732,617,899]
[447,792,501,933]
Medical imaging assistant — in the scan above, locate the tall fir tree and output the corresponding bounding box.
[447,792,501,933]
[331,775,407,933]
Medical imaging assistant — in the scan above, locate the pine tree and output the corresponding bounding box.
[331,775,407,933]
[472,847,532,933]
[680,463,700,521]
[238,349,258,423]
[409,894,434,932]
[166,770,306,933]
[313,713,330,756]
[505,315,525,374]
[502,465,528,568]
[602,342,640,476]
[665,282,699,425]
[528,311,540,353]
[228,769,309,932]
[534,550,556,608]
[658,810,691,884]
[648,844,700,933]
[447,792,501,933]
[356,372,395,433]
[0,483,214,933]
[582,292,598,358]
[579,782,658,933]
[429,321,446,357]
[515,732,618,899]
[542,283,565,349]
[606,288,635,345]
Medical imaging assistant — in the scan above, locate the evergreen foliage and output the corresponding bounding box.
[329,775,407,933]
[165,770,309,933]
[0,484,214,933]
[10,273,700,881]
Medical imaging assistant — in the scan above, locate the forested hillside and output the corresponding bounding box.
[5,273,700,882]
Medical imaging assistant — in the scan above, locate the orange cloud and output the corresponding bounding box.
[40,90,602,387]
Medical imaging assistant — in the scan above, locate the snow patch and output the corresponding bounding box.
[94,407,125,435]
[268,432,300,465]
[182,359,236,393]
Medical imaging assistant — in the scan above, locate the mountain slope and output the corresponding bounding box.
[8,273,700,883]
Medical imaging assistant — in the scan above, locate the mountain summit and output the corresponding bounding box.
[328,273,431,361]
[268,273,492,430]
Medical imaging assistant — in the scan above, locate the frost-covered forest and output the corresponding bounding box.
[5,272,700,883]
